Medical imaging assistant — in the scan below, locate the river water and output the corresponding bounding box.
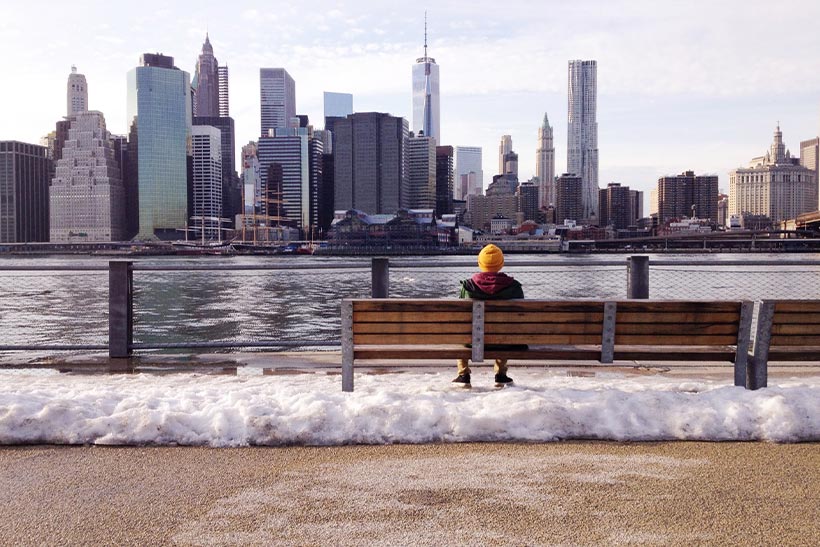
[1,253,820,357]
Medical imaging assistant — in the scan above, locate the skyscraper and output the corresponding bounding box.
[406,134,436,209]
[411,14,440,142]
[334,113,408,215]
[498,135,512,175]
[0,141,50,243]
[435,145,454,216]
[257,126,324,236]
[455,146,482,199]
[659,171,718,225]
[260,68,296,136]
[536,112,555,208]
[190,126,223,240]
[800,137,819,207]
[127,53,192,240]
[193,34,219,117]
[67,65,88,117]
[567,60,599,221]
[324,92,353,120]
[50,111,125,242]
[729,126,816,225]
[217,66,230,117]
[597,182,632,230]
[194,116,238,227]
[555,173,583,224]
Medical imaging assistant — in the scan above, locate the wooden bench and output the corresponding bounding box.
[341,298,754,392]
[750,300,820,390]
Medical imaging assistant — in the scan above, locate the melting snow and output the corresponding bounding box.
[0,370,817,446]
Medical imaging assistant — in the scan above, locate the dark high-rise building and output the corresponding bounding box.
[0,141,51,242]
[193,116,239,227]
[516,180,539,222]
[629,189,643,224]
[260,68,296,136]
[111,134,137,239]
[257,127,324,236]
[435,145,454,216]
[555,173,583,224]
[657,171,718,225]
[333,113,409,215]
[598,182,632,229]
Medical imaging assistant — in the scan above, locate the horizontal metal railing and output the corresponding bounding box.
[2,257,820,357]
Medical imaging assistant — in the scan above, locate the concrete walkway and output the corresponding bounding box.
[0,442,817,545]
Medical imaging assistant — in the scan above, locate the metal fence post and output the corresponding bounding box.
[627,255,649,299]
[109,261,133,358]
[371,257,389,298]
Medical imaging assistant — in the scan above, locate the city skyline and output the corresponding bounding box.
[2,1,820,206]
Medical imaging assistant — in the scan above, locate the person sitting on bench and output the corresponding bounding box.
[454,244,524,388]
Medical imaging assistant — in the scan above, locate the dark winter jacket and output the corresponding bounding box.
[459,272,524,300]
[459,272,527,350]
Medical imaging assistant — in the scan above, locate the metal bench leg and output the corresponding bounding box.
[734,301,753,388]
[341,300,354,392]
[749,301,773,390]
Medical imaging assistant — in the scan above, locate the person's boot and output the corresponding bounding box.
[494,373,513,387]
[452,373,471,388]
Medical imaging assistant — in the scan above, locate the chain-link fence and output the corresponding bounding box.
[391,265,627,300]
[0,269,108,359]
[2,258,820,359]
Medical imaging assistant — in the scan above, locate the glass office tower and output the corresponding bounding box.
[127,54,191,240]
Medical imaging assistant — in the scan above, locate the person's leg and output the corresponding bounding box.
[494,359,513,384]
[456,359,471,376]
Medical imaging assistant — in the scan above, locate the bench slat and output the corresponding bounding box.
[485,301,604,312]
[486,323,605,334]
[614,334,739,345]
[770,335,820,346]
[771,312,820,324]
[771,324,820,335]
[353,323,472,334]
[353,300,472,312]
[773,301,820,313]
[616,312,740,324]
[355,346,473,360]
[353,311,472,323]
[354,333,472,345]
[615,301,741,313]
[485,312,604,323]
[486,334,602,344]
[615,323,739,335]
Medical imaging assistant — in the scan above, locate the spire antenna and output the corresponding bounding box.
[424,11,428,59]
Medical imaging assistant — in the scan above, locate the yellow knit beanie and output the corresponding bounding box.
[478,244,504,272]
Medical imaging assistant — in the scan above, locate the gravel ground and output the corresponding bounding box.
[0,442,817,546]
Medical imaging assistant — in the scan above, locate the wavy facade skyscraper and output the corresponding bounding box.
[567,60,599,221]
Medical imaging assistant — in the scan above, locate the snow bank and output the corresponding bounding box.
[0,370,817,446]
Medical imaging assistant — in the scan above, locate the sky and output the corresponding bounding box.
[0,368,817,444]
[1,0,820,203]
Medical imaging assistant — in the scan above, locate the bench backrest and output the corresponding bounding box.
[761,300,820,348]
[484,300,605,345]
[351,299,473,346]
[614,301,746,346]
